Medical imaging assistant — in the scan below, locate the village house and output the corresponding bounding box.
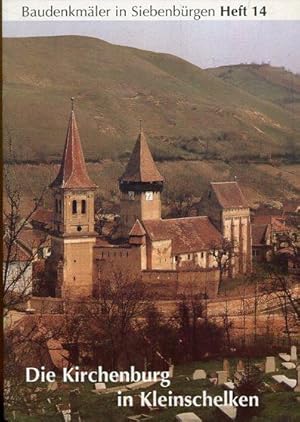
[251,213,299,270]
[42,103,253,299]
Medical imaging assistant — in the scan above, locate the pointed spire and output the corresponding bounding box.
[50,99,96,189]
[120,126,164,183]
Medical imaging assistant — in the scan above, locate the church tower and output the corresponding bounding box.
[117,126,164,238]
[49,99,97,298]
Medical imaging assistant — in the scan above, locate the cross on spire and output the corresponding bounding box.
[71,96,75,111]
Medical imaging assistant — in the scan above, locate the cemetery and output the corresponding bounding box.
[7,346,300,421]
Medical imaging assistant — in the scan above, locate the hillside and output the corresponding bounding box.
[3,36,300,163]
[208,63,300,117]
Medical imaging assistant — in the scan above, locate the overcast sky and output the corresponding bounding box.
[3,20,300,73]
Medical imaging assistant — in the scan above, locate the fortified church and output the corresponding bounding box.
[46,104,252,299]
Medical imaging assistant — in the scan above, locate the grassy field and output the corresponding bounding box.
[208,64,300,117]
[3,36,300,163]
[7,358,300,421]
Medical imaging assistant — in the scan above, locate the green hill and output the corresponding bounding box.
[208,63,300,117]
[3,36,300,163]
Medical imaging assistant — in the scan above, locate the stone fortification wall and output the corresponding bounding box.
[141,269,220,298]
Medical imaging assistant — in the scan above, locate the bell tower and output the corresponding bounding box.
[117,124,164,238]
[49,98,97,298]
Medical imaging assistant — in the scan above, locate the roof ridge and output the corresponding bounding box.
[158,216,209,222]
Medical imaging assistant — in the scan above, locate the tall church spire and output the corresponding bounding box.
[120,127,164,185]
[50,99,96,189]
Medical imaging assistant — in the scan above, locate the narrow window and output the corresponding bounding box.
[55,199,59,213]
[188,254,191,260]
[72,200,77,214]
[59,200,62,214]
[81,200,86,214]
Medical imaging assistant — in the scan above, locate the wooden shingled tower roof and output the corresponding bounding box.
[120,128,164,184]
[50,101,96,189]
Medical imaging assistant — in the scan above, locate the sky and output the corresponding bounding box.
[3,20,300,73]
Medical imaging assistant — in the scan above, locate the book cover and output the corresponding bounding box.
[3,1,300,421]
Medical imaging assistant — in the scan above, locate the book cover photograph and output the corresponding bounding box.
[2,1,300,421]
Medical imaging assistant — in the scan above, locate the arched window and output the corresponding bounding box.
[72,200,77,214]
[81,200,86,214]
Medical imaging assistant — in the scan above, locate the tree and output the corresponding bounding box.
[4,309,66,418]
[164,189,195,218]
[236,359,263,421]
[209,238,237,291]
[175,288,224,360]
[91,269,153,369]
[3,165,46,314]
[220,290,233,351]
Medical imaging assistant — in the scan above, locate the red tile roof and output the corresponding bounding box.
[50,110,96,189]
[18,228,50,249]
[211,181,249,209]
[252,215,289,233]
[283,200,300,214]
[31,208,53,225]
[252,224,269,246]
[3,240,31,262]
[129,219,146,237]
[142,216,222,255]
[120,130,164,183]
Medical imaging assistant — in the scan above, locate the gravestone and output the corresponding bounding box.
[56,404,71,422]
[47,381,58,392]
[175,413,202,422]
[236,360,244,372]
[234,371,243,385]
[216,370,228,385]
[224,381,235,390]
[272,375,297,389]
[192,369,207,380]
[294,367,300,392]
[265,356,276,373]
[279,353,290,362]
[169,364,174,378]
[216,405,237,420]
[281,362,296,370]
[94,383,106,391]
[291,346,297,362]
[281,377,297,389]
[223,359,230,376]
